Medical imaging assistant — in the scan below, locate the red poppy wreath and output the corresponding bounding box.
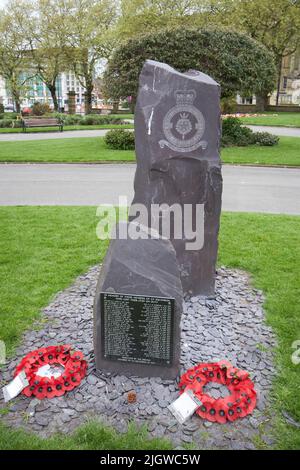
[14,345,87,399]
[179,360,257,423]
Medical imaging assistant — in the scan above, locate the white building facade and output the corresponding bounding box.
[0,71,88,112]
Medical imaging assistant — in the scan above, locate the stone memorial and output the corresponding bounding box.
[130,60,223,296]
[93,222,183,379]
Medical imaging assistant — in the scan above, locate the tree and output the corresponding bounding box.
[103,28,276,110]
[195,0,300,108]
[225,0,300,106]
[116,1,300,109]
[9,0,67,112]
[27,0,68,111]
[117,0,208,39]
[0,8,33,112]
[59,0,118,114]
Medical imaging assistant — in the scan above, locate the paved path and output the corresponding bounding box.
[0,129,110,141]
[0,125,299,142]
[245,125,300,137]
[0,163,299,214]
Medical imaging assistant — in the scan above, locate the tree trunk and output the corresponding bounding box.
[48,83,59,112]
[129,96,136,114]
[276,57,283,106]
[15,101,21,114]
[112,100,119,113]
[84,87,93,115]
[11,89,21,113]
[255,93,269,112]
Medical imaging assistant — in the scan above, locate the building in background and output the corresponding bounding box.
[236,49,300,107]
[0,71,90,112]
[0,76,14,110]
[270,48,300,105]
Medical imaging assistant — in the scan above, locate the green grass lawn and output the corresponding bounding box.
[221,137,300,167]
[0,123,133,134]
[0,419,170,451]
[239,112,300,128]
[0,137,134,163]
[0,208,299,449]
[0,136,298,166]
[109,112,299,128]
[110,113,134,120]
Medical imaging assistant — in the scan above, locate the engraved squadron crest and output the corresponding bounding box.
[159,90,207,153]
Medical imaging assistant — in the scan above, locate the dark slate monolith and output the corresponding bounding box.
[130,60,222,296]
[93,222,183,379]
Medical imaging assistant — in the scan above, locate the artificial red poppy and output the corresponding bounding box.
[23,384,36,397]
[35,382,47,400]
[71,351,84,361]
[235,369,249,381]
[57,353,69,366]
[214,399,227,424]
[60,375,74,392]
[46,351,57,364]
[69,372,82,387]
[45,382,57,399]
[197,402,210,420]
[53,377,65,397]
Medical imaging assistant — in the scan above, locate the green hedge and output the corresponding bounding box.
[53,114,125,126]
[0,114,126,128]
[0,119,21,128]
[0,112,19,120]
[104,28,276,101]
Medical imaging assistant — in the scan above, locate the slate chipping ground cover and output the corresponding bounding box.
[0,265,277,450]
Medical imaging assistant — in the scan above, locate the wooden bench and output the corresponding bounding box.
[21,117,64,133]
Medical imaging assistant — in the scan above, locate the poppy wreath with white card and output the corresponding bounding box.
[14,345,87,399]
[178,360,257,423]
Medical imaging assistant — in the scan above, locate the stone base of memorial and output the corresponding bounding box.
[93,222,183,380]
[0,266,276,449]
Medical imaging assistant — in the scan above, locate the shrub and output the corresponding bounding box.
[3,112,18,120]
[104,129,135,150]
[222,117,253,147]
[80,115,97,125]
[104,28,276,102]
[0,119,13,128]
[32,102,52,116]
[221,117,278,147]
[0,119,21,128]
[54,114,125,126]
[221,97,236,114]
[80,115,124,125]
[61,114,82,125]
[251,131,279,146]
[0,103,4,114]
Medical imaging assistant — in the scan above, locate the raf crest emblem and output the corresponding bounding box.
[159,90,207,153]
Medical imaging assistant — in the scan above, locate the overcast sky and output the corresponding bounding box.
[0,0,7,8]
